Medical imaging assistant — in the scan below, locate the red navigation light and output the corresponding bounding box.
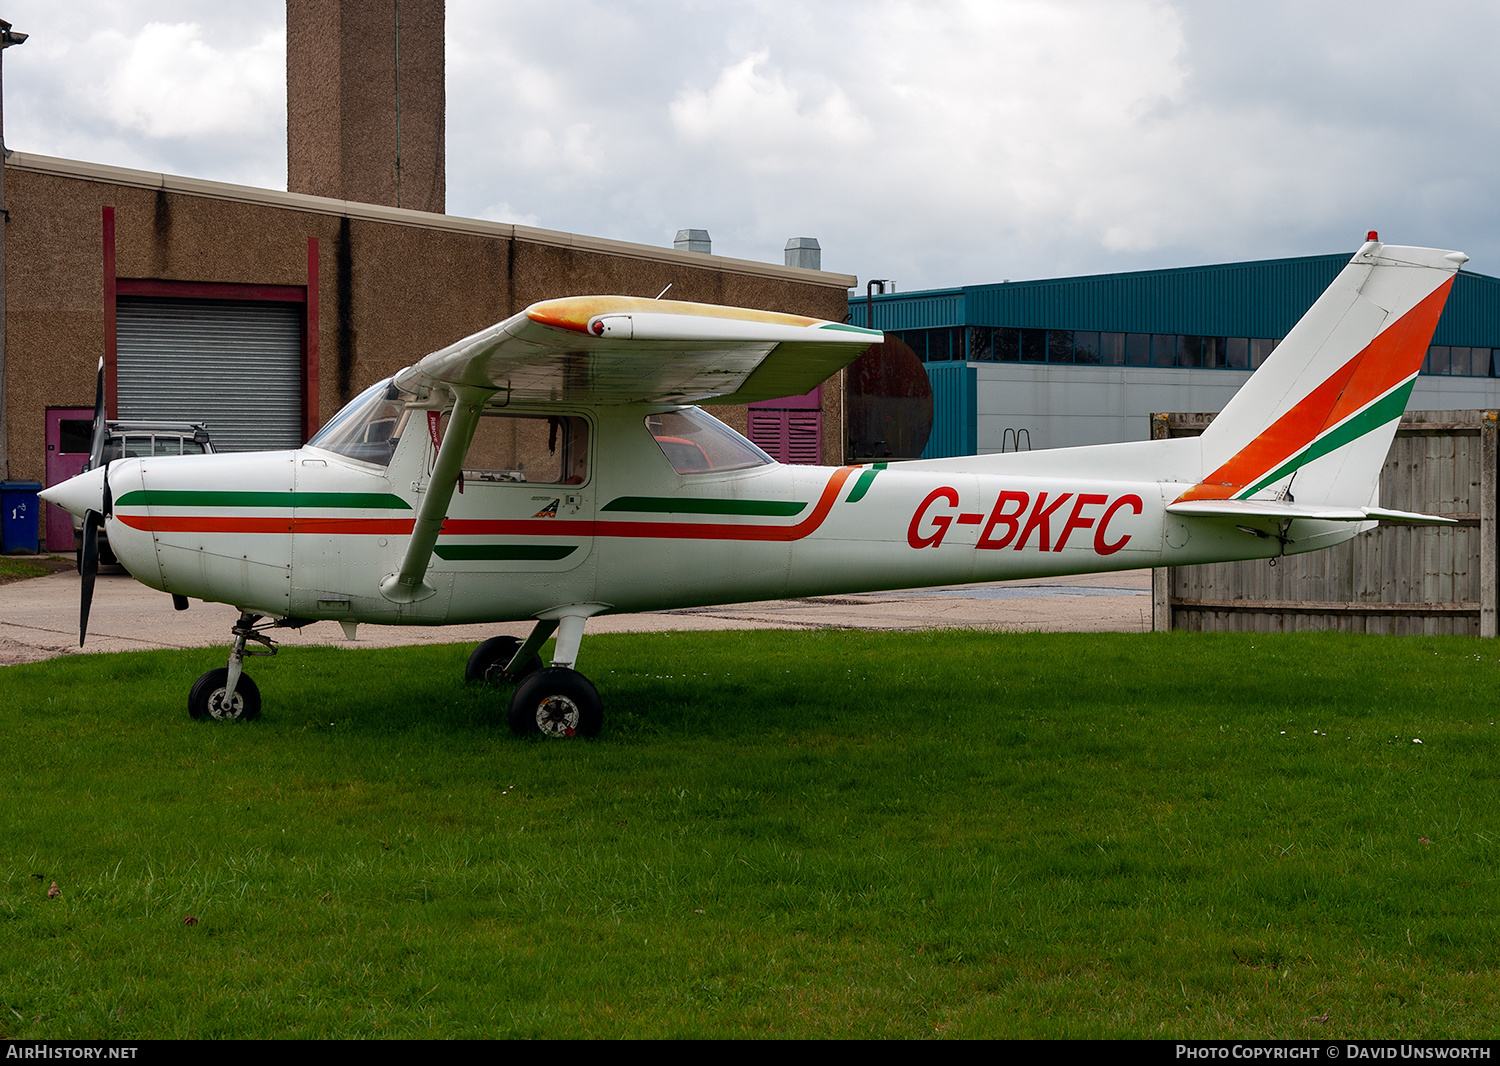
[1366,230,1379,241]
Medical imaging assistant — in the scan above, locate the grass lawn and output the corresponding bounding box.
[0,554,72,584]
[1,628,1498,1038]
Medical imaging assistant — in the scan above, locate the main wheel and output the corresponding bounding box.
[188,667,262,722]
[508,667,602,738]
[465,636,543,685]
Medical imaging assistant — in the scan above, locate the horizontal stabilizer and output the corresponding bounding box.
[1166,498,1455,524]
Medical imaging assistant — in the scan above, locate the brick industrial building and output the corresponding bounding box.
[1,1,856,550]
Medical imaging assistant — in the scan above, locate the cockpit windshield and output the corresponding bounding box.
[307,378,417,466]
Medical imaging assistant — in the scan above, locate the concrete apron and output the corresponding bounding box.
[0,565,1152,666]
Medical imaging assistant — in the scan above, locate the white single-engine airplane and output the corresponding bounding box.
[43,235,1465,737]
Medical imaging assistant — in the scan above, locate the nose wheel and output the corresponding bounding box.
[188,667,262,721]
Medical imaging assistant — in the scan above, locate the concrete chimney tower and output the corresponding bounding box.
[287,0,446,214]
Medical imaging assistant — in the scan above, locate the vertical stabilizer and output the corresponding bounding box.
[1177,239,1466,508]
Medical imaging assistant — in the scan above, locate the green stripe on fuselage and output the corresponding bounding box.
[112,490,412,509]
[845,462,887,503]
[1238,381,1414,499]
[433,544,578,561]
[601,497,807,516]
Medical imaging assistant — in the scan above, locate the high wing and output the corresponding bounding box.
[395,295,882,404]
[380,295,881,605]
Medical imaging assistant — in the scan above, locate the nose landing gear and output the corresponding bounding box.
[189,611,276,722]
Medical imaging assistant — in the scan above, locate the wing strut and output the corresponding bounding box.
[380,385,494,603]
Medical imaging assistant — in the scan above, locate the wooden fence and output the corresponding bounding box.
[1150,410,1498,637]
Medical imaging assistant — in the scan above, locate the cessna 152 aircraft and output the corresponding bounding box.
[42,234,1465,738]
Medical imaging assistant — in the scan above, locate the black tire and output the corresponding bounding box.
[508,667,602,738]
[465,636,543,685]
[188,667,262,722]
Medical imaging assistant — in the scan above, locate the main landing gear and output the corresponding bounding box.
[189,610,276,722]
[468,604,608,739]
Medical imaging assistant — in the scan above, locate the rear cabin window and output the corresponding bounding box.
[645,408,774,474]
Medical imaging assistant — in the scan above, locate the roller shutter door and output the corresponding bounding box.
[116,297,303,453]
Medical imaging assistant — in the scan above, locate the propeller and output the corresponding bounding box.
[78,357,111,646]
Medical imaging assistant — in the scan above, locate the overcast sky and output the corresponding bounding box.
[3,1,1496,290]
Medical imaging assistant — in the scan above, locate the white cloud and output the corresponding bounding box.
[669,50,872,172]
[3,2,286,188]
[476,201,541,228]
[3,0,1497,287]
[98,21,284,141]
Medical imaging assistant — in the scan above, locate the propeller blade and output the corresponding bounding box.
[101,459,113,518]
[79,510,101,646]
[88,356,107,469]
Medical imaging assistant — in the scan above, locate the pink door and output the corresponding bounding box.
[45,408,94,551]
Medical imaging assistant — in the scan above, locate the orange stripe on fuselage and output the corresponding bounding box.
[1177,277,1453,502]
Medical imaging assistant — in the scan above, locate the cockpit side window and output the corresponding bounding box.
[645,407,775,474]
[461,413,590,485]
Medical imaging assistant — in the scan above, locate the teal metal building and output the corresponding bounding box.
[853,254,1500,458]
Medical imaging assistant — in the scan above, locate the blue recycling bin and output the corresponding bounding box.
[1,480,42,554]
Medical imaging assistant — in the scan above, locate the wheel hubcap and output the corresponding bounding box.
[534,695,580,737]
[208,689,243,721]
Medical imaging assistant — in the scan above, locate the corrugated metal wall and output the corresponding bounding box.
[1152,411,1498,636]
[920,364,976,458]
[854,289,965,331]
[117,297,303,453]
[859,256,1500,348]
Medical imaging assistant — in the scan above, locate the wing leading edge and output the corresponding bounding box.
[397,296,882,405]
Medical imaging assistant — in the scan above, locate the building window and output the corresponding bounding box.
[895,323,1500,379]
[994,328,1019,361]
[968,326,992,362]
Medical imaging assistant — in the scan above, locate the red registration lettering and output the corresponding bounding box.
[1094,494,1143,555]
[908,487,960,548]
[976,490,1030,550]
[1054,494,1108,552]
[1015,492,1073,552]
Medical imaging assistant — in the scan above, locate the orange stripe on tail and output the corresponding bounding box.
[1176,276,1453,502]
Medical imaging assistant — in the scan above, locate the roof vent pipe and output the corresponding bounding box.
[866,279,891,329]
[784,237,821,270]
[674,229,711,254]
